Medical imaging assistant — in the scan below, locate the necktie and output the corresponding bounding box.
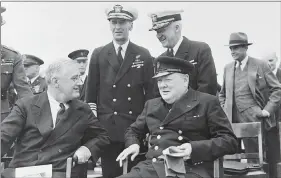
[55,103,65,126]
[167,48,174,57]
[117,46,123,66]
[236,61,242,72]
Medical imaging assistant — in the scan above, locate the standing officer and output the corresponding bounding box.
[1,6,32,121]
[148,10,217,96]
[85,4,155,178]
[68,49,89,101]
[23,54,47,94]
[219,32,281,176]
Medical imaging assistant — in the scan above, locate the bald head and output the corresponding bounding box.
[261,51,278,71]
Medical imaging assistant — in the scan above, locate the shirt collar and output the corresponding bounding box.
[30,75,40,84]
[80,74,87,82]
[47,90,68,109]
[236,55,249,70]
[113,39,130,54]
[273,67,278,75]
[172,36,183,55]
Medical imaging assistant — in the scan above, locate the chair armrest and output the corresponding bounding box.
[122,157,129,174]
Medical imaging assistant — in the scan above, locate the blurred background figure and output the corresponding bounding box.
[23,54,47,94]
[1,6,32,122]
[261,51,281,82]
[68,49,89,101]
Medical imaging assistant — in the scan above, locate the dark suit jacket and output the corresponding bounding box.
[124,89,238,177]
[30,76,47,94]
[160,37,217,96]
[1,45,32,115]
[85,41,155,142]
[1,92,110,172]
[219,57,281,130]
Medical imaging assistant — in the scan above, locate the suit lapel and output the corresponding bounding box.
[34,92,53,139]
[42,100,83,148]
[227,62,235,95]
[175,37,189,60]
[114,42,136,83]
[106,42,120,73]
[247,57,258,96]
[150,99,169,122]
[162,89,199,125]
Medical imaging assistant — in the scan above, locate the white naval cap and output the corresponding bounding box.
[148,9,184,31]
[105,4,138,21]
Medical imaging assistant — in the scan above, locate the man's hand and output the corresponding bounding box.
[116,144,140,167]
[261,109,270,117]
[73,146,91,164]
[163,143,192,160]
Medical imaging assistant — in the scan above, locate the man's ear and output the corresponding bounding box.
[51,77,59,88]
[129,22,134,31]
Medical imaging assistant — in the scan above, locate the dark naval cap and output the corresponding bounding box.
[105,4,138,21]
[148,10,183,31]
[68,49,89,61]
[23,54,44,66]
[153,56,194,78]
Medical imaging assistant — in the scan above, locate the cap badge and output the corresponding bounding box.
[151,14,158,22]
[113,4,123,13]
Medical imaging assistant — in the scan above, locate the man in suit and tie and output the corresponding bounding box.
[1,59,110,178]
[23,54,47,94]
[85,4,155,178]
[116,56,238,178]
[68,49,89,101]
[219,32,281,170]
[148,10,217,95]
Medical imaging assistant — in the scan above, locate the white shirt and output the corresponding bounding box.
[273,67,278,75]
[113,40,130,59]
[80,73,87,83]
[236,56,249,70]
[172,36,184,56]
[47,91,69,128]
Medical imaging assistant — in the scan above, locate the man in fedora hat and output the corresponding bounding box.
[23,54,47,95]
[148,10,217,96]
[85,4,155,178]
[1,6,32,121]
[116,56,238,178]
[219,32,281,166]
[68,49,89,101]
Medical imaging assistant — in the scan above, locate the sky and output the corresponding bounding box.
[1,1,280,84]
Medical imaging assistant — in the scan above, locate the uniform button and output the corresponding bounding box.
[129,111,132,114]
[157,135,161,139]
[58,149,62,153]
[113,99,117,102]
[113,85,116,88]
[127,84,131,87]
[39,149,43,152]
[159,126,164,130]
[128,97,131,101]
[154,146,159,150]
[152,158,157,162]
[178,136,183,141]
[5,71,8,74]
[114,112,117,115]
[178,130,182,134]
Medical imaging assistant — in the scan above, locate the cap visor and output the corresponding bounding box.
[152,72,172,78]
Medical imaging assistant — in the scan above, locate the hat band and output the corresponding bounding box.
[157,68,182,74]
[108,10,133,19]
[156,14,181,23]
[229,39,249,45]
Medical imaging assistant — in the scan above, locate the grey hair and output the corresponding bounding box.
[45,58,77,84]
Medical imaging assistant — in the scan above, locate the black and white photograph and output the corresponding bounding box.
[1,1,281,178]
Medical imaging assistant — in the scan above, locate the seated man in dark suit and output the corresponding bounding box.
[1,58,110,178]
[116,56,238,178]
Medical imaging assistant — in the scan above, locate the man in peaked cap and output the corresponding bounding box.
[219,32,281,174]
[1,6,33,122]
[148,9,217,96]
[23,54,47,95]
[85,4,155,178]
[68,49,89,101]
[116,56,238,178]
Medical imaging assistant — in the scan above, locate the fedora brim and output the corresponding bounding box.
[225,43,253,47]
